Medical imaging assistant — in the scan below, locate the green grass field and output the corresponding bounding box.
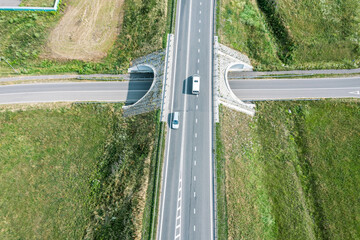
[218,100,360,239]
[0,103,157,239]
[217,0,360,70]
[0,0,168,76]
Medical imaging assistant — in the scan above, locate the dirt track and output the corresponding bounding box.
[45,0,124,61]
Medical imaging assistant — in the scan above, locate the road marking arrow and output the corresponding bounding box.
[349,90,360,95]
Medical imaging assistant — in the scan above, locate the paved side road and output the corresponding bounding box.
[229,77,360,100]
[228,68,360,78]
[0,0,21,6]
[0,81,152,105]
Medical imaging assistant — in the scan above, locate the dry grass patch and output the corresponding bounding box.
[20,0,55,7]
[45,0,124,61]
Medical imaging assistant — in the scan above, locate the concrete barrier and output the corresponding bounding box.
[0,0,60,11]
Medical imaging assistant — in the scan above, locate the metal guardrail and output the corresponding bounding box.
[0,0,60,11]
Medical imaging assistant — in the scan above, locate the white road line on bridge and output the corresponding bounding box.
[209,0,215,238]
[194,176,196,181]
[195,133,197,138]
[235,87,360,91]
[0,90,146,96]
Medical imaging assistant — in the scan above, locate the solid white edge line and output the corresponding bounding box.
[158,0,182,238]
[209,0,214,239]
[0,90,146,96]
[231,87,360,91]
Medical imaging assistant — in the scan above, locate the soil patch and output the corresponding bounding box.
[45,0,124,61]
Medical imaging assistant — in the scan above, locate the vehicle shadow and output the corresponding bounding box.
[182,77,192,95]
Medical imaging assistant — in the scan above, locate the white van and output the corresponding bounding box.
[172,112,179,129]
[192,74,200,95]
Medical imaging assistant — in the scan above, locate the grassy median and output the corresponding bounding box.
[218,100,360,239]
[0,103,157,239]
[217,0,360,70]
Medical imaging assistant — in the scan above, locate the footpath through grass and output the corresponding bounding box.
[217,0,360,70]
[0,0,168,76]
[218,100,360,239]
[0,103,158,239]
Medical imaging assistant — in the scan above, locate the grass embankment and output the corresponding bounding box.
[217,0,360,70]
[0,103,158,239]
[20,0,55,7]
[218,100,360,239]
[0,0,168,76]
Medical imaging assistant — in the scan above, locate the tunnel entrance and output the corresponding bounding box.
[126,66,155,105]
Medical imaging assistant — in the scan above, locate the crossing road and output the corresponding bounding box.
[1,76,359,105]
[0,81,151,105]
[228,77,360,100]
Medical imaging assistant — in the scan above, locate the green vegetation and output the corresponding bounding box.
[0,103,158,239]
[215,120,228,240]
[218,0,360,70]
[141,121,166,240]
[20,0,55,7]
[0,0,168,76]
[218,100,360,239]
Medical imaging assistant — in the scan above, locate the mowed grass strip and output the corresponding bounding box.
[219,100,360,239]
[0,103,157,239]
[219,106,274,240]
[217,0,360,70]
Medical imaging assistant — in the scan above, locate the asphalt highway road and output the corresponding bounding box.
[1,76,359,105]
[229,77,360,100]
[0,81,151,105]
[157,0,214,239]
